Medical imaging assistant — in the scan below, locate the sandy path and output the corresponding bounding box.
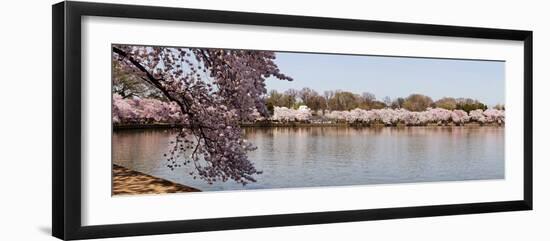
[112,164,200,195]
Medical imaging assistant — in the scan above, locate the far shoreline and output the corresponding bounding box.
[113,122,504,131]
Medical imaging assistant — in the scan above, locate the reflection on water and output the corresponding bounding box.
[113,126,504,191]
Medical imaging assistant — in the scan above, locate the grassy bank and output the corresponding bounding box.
[112,164,200,195]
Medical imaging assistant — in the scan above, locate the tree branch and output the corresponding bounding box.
[113,46,190,113]
[113,46,218,157]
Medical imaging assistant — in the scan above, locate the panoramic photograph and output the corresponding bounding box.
[111,44,505,195]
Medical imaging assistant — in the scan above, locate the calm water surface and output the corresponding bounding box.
[113,127,504,191]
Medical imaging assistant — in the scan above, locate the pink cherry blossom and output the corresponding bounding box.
[271,106,312,122]
[113,45,292,185]
[323,108,503,125]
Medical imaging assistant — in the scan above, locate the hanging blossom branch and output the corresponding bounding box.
[112,45,292,185]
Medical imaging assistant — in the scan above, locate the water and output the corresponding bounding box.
[113,126,504,191]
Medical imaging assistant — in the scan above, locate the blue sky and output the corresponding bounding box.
[266,52,505,106]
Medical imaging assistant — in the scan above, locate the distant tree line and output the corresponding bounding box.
[265,88,502,114]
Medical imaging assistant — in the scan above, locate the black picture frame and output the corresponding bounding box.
[52,1,533,240]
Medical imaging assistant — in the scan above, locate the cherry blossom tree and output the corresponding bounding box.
[250,108,266,122]
[468,109,486,123]
[325,110,348,122]
[324,108,504,126]
[112,45,292,185]
[271,106,312,122]
[112,94,183,124]
[295,106,313,121]
[424,108,453,124]
[451,109,469,124]
[483,109,505,124]
[271,107,290,122]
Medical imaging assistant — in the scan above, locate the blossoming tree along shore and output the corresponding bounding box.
[113,45,292,185]
[114,97,505,126]
[271,106,313,122]
[112,94,182,125]
[320,107,504,125]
